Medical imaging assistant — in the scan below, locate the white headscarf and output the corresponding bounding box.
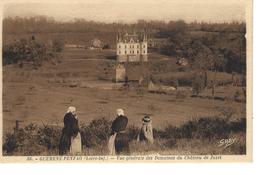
[116,108,124,116]
[67,106,76,115]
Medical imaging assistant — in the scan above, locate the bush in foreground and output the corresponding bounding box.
[3,117,246,156]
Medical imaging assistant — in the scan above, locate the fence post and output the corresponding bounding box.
[14,120,22,134]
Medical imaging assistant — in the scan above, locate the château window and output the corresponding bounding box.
[119,45,121,48]
[119,51,121,54]
[137,50,139,54]
[125,45,127,49]
[125,51,127,54]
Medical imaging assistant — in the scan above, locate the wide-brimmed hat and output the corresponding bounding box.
[142,115,151,122]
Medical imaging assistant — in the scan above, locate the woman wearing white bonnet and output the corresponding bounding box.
[108,108,130,155]
[67,106,76,115]
[59,106,82,155]
[117,108,124,116]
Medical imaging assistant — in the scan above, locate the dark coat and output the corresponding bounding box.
[111,115,128,133]
[111,115,130,155]
[59,112,79,155]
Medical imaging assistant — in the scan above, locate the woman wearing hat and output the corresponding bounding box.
[59,106,82,155]
[108,109,130,155]
[137,115,154,144]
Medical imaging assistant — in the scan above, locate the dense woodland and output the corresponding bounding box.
[3,16,246,74]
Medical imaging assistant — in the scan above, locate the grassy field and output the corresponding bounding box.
[2,48,246,144]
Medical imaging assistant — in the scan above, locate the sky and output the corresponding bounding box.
[3,0,247,23]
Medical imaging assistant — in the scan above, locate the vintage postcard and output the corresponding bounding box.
[0,0,252,162]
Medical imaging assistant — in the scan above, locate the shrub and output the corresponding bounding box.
[192,73,206,96]
[152,128,166,139]
[127,125,140,141]
[162,125,182,139]
[3,38,48,67]
[52,36,64,52]
[155,117,246,141]
[193,117,230,139]
[3,123,48,155]
[2,117,246,155]
[3,133,18,154]
[229,118,246,132]
[80,118,112,148]
[37,125,61,150]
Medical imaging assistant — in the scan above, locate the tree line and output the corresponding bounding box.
[3,16,245,34]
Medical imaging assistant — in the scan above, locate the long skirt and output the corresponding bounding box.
[59,132,71,155]
[108,133,117,155]
[70,132,82,155]
[114,132,130,155]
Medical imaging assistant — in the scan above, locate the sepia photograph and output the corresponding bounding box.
[0,0,252,162]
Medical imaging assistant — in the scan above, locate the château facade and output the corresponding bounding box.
[116,32,148,62]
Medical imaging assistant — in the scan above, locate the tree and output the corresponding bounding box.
[191,40,226,98]
[3,37,49,68]
[52,36,64,52]
[192,72,205,96]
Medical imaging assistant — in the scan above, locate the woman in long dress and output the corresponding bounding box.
[137,115,154,144]
[108,109,130,155]
[59,106,82,155]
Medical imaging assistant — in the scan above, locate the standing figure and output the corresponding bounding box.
[108,109,130,155]
[137,116,154,144]
[59,106,82,155]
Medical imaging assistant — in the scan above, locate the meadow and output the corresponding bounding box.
[2,46,247,156]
